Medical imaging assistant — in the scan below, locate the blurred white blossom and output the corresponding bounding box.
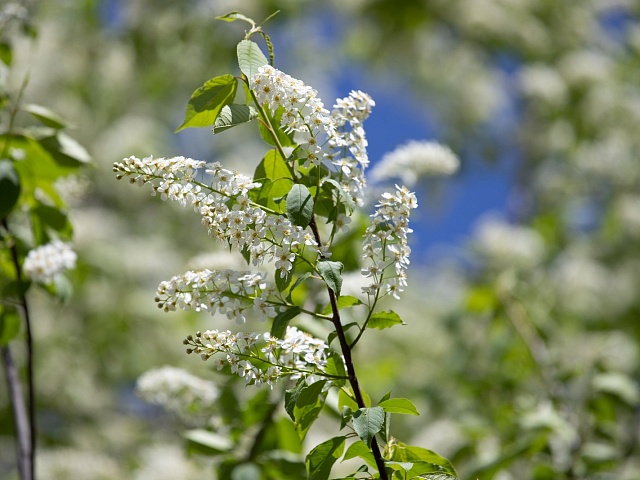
[136,366,219,418]
[474,216,545,268]
[370,140,459,186]
[38,448,121,480]
[23,239,77,283]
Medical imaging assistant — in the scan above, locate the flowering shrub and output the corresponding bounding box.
[114,12,458,480]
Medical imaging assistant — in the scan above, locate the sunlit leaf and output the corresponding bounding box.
[342,440,377,468]
[270,306,301,339]
[237,40,268,81]
[176,74,237,132]
[23,103,68,129]
[379,398,420,416]
[183,429,233,455]
[322,295,363,315]
[367,310,404,330]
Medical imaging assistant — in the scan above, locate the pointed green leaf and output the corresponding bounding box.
[250,149,293,211]
[293,380,327,440]
[379,398,420,416]
[367,310,404,330]
[216,11,256,25]
[323,178,355,214]
[270,306,301,339]
[176,74,237,132]
[342,440,377,468]
[317,260,343,297]
[391,442,458,478]
[38,132,91,166]
[0,160,21,220]
[286,184,314,228]
[213,104,258,134]
[22,104,68,129]
[322,295,363,315]
[237,40,268,81]
[259,106,296,147]
[183,429,233,455]
[0,41,12,66]
[284,378,306,421]
[352,407,384,447]
[324,351,347,387]
[306,436,346,480]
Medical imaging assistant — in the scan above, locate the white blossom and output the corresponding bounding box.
[23,239,77,283]
[361,185,418,300]
[370,140,460,186]
[474,216,545,268]
[185,326,341,388]
[136,366,219,418]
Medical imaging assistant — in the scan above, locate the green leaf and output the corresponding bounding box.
[250,149,293,211]
[0,160,21,220]
[289,272,312,296]
[37,131,91,166]
[0,41,12,66]
[284,378,306,421]
[306,436,346,480]
[270,306,301,339]
[324,351,347,387]
[286,184,314,228]
[342,440,377,468]
[22,104,68,129]
[322,295,363,315]
[176,74,237,132]
[323,178,355,214]
[352,407,385,447]
[213,104,259,134]
[216,11,256,26]
[379,398,420,416]
[0,307,21,346]
[237,40,268,81]
[367,310,404,330]
[391,442,458,478]
[317,260,343,297]
[230,462,261,480]
[259,106,296,147]
[293,380,327,440]
[338,388,359,412]
[183,429,233,455]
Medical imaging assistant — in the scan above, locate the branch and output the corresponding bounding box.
[308,216,389,480]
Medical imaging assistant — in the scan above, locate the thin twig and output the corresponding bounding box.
[3,219,36,480]
[1,346,32,480]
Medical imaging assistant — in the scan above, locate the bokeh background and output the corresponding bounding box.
[1,0,640,478]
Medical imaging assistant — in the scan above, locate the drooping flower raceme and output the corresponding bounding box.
[113,155,317,279]
[155,269,278,324]
[251,66,375,206]
[183,326,341,388]
[22,239,77,284]
[361,185,418,299]
[370,140,460,186]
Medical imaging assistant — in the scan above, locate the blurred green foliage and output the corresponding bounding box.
[1,0,639,479]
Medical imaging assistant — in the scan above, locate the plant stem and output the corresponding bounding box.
[308,216,388,480]
[2,219,36,480]
[1,346,32,480]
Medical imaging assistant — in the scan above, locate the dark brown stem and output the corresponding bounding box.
[2,219,36,480]
[1,346,32,480]
[309,217,388,480]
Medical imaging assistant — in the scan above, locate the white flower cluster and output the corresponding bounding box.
[136,366,219,418]
[184,326,337,388]
[114,156,317,279]
[252,65,334,168]
[370,140,460,186]
[361,185,418,299]
[329,90,376,207]
[474,217,545,268]
[251,66,375,206]
[23,239,77,284]
[155,269,278,324]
